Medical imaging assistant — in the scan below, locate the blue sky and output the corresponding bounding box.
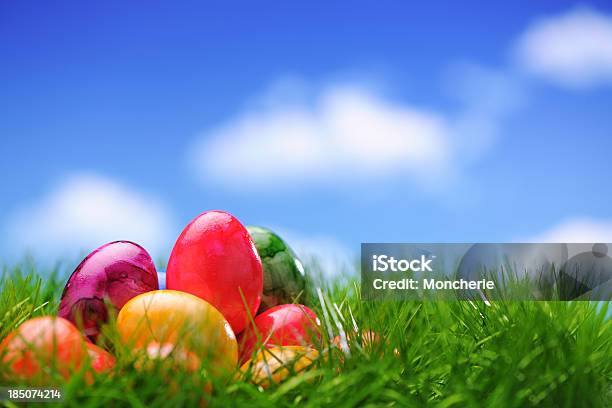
[2,1,612,272]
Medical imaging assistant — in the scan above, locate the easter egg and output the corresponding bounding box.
[134,342,213,397]
[332,330,380,350]
[116,290,238,374]
[136,342,201,372]
[0,316,88,381]
[331,329,400,359]
[59,241,158,340]
[240,345,318,388]
[85,342,115,373]
[238,304,321,364]
[247,226,307,313]
[166,211,263,334]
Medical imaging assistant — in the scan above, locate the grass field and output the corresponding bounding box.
[1,260,611,407]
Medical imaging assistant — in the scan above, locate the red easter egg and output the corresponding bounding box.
[166,211,263,334]
[238,304,321,364]
[0,316,88,382]
[59,240,158,341]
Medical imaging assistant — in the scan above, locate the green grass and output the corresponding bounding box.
[1,262,611,407]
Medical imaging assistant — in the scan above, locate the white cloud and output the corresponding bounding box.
[526,217,612,259]
[5,174,174,260]
[189,83,454,191]
[515,7,612,88]
[443,63,526,161]
[529,217,612,243]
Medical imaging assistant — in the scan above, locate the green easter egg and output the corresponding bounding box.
[247,226,307,313]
